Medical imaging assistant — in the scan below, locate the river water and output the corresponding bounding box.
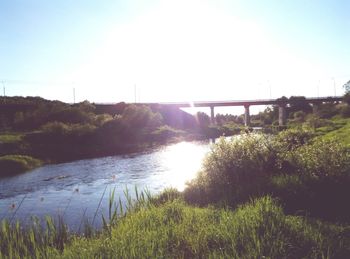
[0,139,214,230]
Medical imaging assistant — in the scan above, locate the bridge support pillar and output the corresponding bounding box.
[244,105,250,127]
[278,105,287,126]
[312,103,319,115]
[210,106,215,125]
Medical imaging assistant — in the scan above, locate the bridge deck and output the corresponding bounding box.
[147,96,343,108]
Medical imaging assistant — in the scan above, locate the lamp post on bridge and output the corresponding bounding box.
[244,104,250,127]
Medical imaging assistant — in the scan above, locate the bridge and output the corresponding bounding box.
[143,96,343,126]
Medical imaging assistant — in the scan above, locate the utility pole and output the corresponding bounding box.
[332,77,336,96]
[134,84,137,103]
[1,81,5,104]
[73,87,76,104]
[2,81,5,97]
[317,80,320,97]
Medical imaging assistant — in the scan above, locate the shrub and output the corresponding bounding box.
[150,188,183,205]
[286,138,350,179]
[184,134,277,205]
[304,115,334,129]
[48,107,94,124]
[41,122,96,137]
[340,104,350,118]
[41,121,70,135]
[122,105,163,129]
[150,126,183,142]
[93,114,113,127]
[0,155,42,176]
[274,128,315,152]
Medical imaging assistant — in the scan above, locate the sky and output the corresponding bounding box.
[1,0,350,113]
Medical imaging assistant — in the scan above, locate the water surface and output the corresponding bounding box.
[0,140,213,229]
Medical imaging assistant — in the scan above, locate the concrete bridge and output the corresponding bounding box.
[152,96,343,126]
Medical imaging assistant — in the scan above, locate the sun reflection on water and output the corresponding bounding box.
[160,141,210,191]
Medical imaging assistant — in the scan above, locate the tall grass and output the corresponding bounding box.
[59,197,350,258]
[1,127,349,258]
[184,130,350,222]
[0,189,349,258]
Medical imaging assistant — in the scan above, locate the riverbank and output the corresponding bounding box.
[1,126,349,258]
[0,128,216,177]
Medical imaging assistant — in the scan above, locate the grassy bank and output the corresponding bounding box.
[0,155,42,177]
[1,96,350,257]
[1,195,349,258]
[1,124,350,258]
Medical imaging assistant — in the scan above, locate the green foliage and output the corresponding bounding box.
[48,107,95,125]
[185,134,277,205]
[41,122,96,137]
[150,187,183,206]
[0,189,349,258]
[304,115,335,129]
[344,93,350,105]
[275,128,315,151]
[0,216,69,258]
[150,125,184,142]
[319,118,350,146]
[343,80,350,94]
[0,155,42,176]
[40,122,70,135]
[0,133,23,143]
[122,105,163,129]
[29,197,347,258]
[314,103,339,119]
[196,112,210,129]
[269,173,350,222]
[184,128,350,222]
[93,114,113,127]
[288,96,312,114]
[286,138,350,179]
[339,103,350,117]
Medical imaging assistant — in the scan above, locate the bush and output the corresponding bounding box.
[184,134,277,205]
[274,128,315,152]
[340,104,350,118]
[41,122,96,137]
[304,115,334,129]
[0,155,42,176]
[93,114,113,127]
[122,105,163,129]
[41,121,70,135]
[150,126,183,142]
[48,107,94,124]
[286,138,350,179]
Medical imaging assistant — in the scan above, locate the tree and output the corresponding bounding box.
[343,80,350,94]
[196,112,210,129]
[343,80,350,104]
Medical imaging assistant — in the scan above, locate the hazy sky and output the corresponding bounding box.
[1,0,350,105]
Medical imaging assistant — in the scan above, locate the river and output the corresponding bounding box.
[0,139,214,230]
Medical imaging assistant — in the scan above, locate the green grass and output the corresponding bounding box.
[0,155,42,177]
[318,118,350,146]
[0,133,23,143]
[1,196,348,258]
[0,116,350,258]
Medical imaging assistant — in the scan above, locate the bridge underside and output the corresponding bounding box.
[157,96,342,127]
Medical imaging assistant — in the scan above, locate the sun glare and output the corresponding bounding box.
[160,141,209,191]
[58,0,333,103]
[61,1,286,102]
